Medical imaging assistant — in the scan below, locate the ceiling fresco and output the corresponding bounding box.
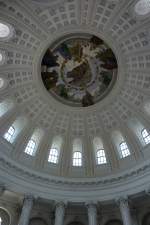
[41,35,118,107]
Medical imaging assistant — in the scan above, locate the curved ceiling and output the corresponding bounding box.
[0,0,150,201]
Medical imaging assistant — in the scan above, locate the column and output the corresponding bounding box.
[18,195,34,225]
[54,202,65,225]
[86,203,97,225]
[118,197,132,225]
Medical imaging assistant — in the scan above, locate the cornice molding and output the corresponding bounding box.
[0,152,150,187]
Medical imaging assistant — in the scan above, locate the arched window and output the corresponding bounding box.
[119,142,131,158]
[135,0,150,16]
[72,138,82,167]
[4,126,15,142]
[48,148,59,164]
[142,129,150,145]
[96,149,107,165]
[24,129,44,156]
[24,139,36,156]
[48,136,62,164]
[73,151,82,167]
[93,137,107,165]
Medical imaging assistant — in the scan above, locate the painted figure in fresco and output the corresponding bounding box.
[67,61,90,87]
[57,84,68,99]
[41,70,58,90]
[41,35,118,107]
[42,49,59,67]
[97,49,117,70]
[57,43,72,60]
[82,91,94,107]
[69,41,83,62]
[90,35,104,47]
[100,71,112,86]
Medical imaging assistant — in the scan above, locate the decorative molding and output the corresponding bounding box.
[0,152,150,187]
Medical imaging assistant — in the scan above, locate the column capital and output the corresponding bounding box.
[117,197,132,225]
[55,201,67,209]
[116,196,129,207]
[23,194,34,206]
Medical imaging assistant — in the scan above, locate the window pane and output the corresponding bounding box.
[73,151,82,167]
[48,148,59,164]
[120,142,130,158]
[4,126,15,142]
[142,129,150,145]
[24,139,36,156]
[97,149,107,165]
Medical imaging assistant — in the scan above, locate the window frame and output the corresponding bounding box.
[142,128,150,145]
[24,139,36,156]
[119,141,131,159]
[48,148,59,164]
[96,149,107,165]
[4,126,15,143]
[72,151,82,167]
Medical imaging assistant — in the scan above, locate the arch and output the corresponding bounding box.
[142,212,150,225]
[127,117,148,146]
[48,135,63,163]
[73,138,82,153]
[72,138,83,166]
[93,137,104,150]
[112,131,131,159]
[93,137,107,165]
[24,128,44,156]
[105,219,123,225]
[29,217,48,225]
[4,116,28,143]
